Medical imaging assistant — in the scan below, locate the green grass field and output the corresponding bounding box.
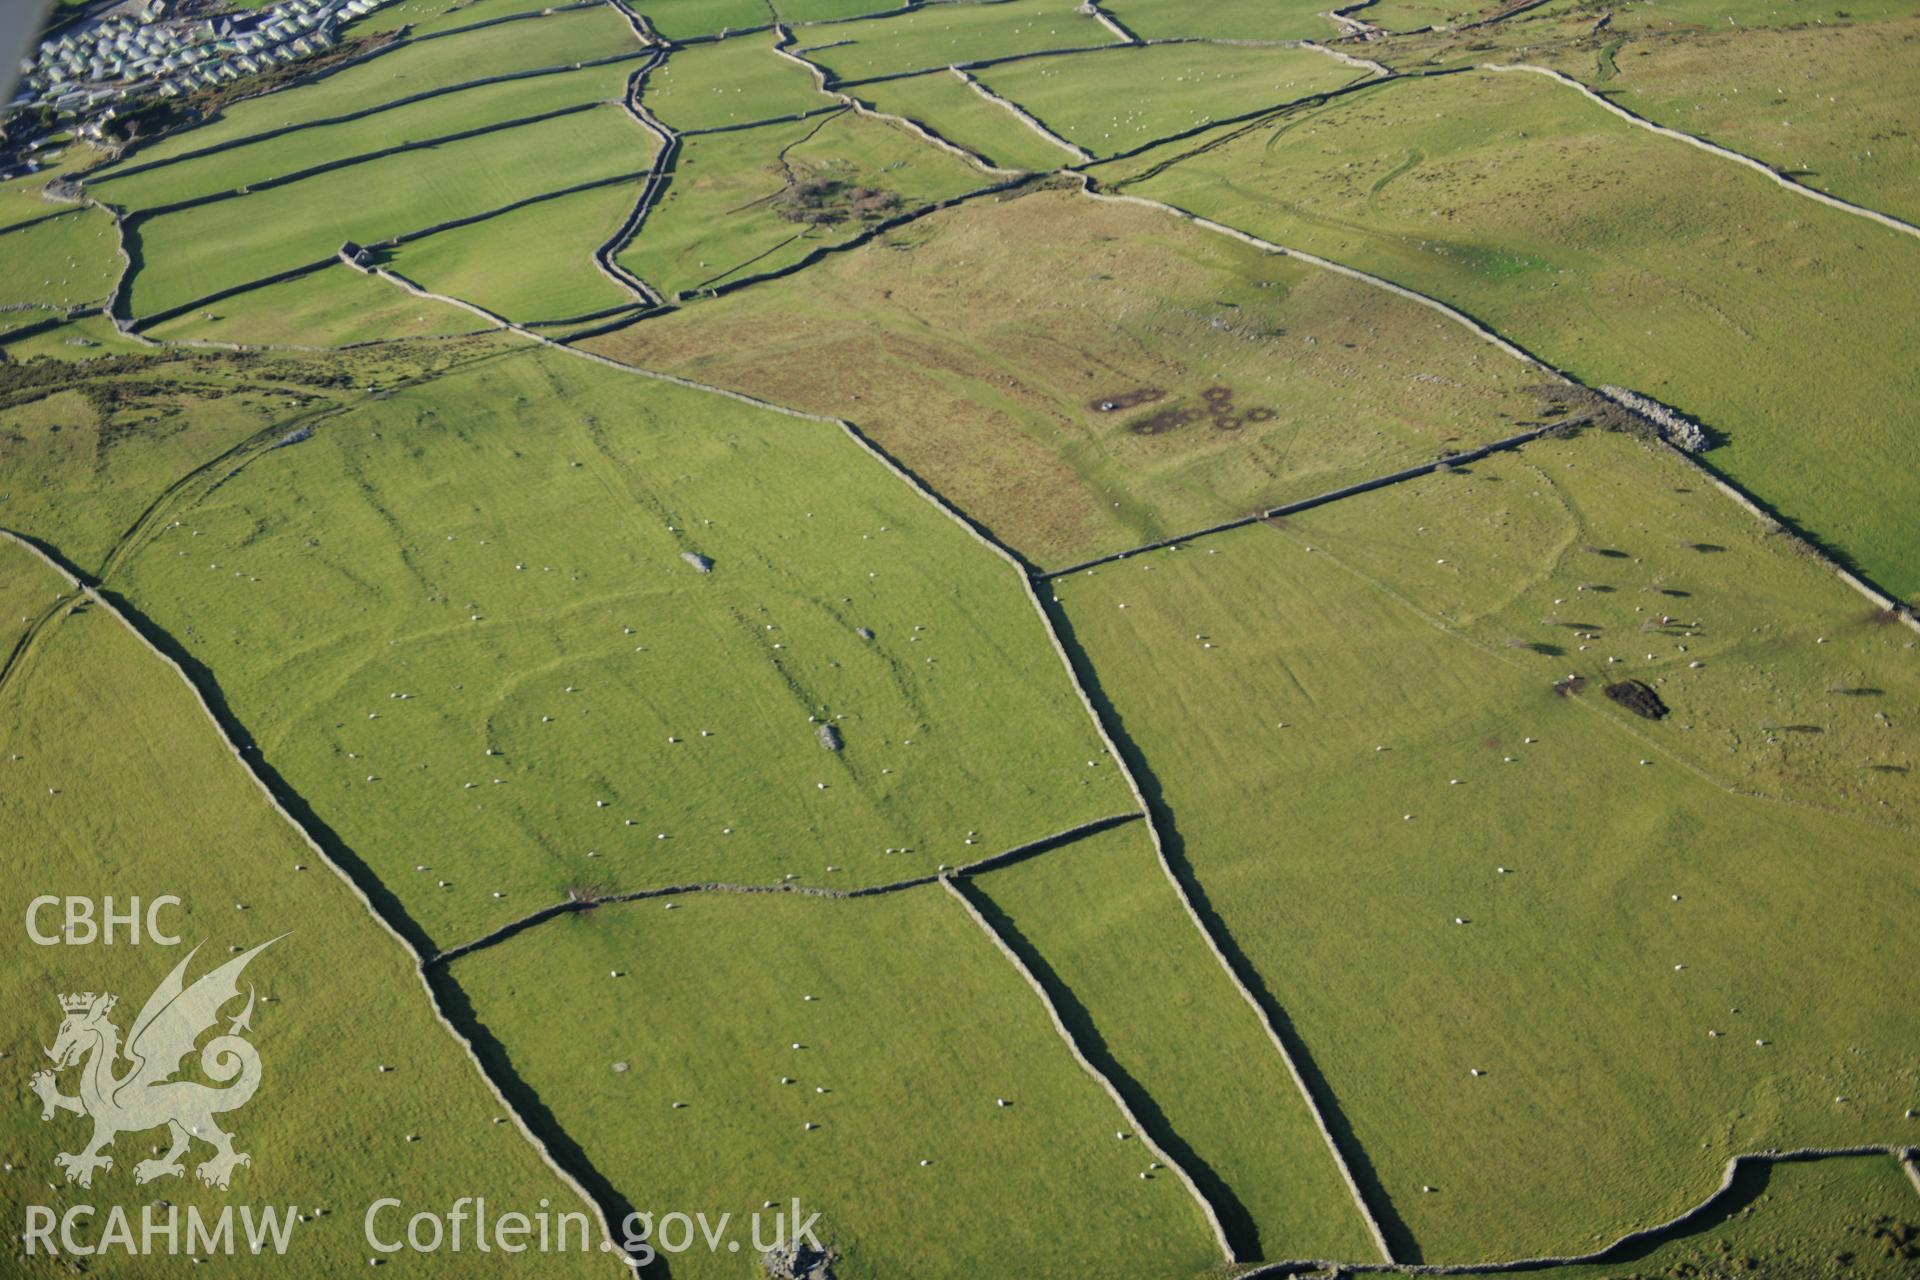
[1349,0,1510,33]
[969,821,1380,1261]
[0,538,61,657]
[0,545,608,1278]
[793,0,1122,84]
[614,109,983,299]
[0,340,500,573]
[589,186,1547,569]
[446,882,1223,1278]
[1546,16,1920,226]
[1104,0,1343,42]
[148,262,490,346]
[1275,426,1920,828]
[1106,69,1920,602]
[1051,515,1920,1261]
[631,0,774,40]
[0,366,336,572]
[0,311,154,360]
[976,43,1365,157]
[112,6,645,170]
[108,341,1128,949]
[0,177,75,230]
[386,180,644,323]
[342,0,571,37]
[92,62,636,215]
[128,105,656,318]
[4,1,1916,1271]
[0,207,121,310]
[644,32,837,132]
[846,68,1081,169]
[1489,1154,1920,1277]
[1614,0,1918,32]
[774,0,898,22]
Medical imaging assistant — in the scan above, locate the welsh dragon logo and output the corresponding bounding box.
[30,937,281,1190]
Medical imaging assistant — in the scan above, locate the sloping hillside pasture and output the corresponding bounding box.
[975,43,1366,158]
[1356,2,1620,70]
[1274,427,1920,829]
[112,343,1128,949]
[394,0,583,36]
[0,343,508,573]
[792,0,1122,84]
[338,0,465,35]
[0,176,78,229]
[970,821,1380,1262]
[1355,0,1488,30]
[0,207,120,309]
[0,364,348,572]
[147,261,489,346]
[0,313,47,341]
[342,0,571,37]
[1545,16,1920,226]
[774,0,901,22]
[1349,0,1601,34]
[0,311,156,360]
[1437,1153,1920,1278]
[1103,0,1344,42]
[614,110,984,299]
[1510,1155,1920,1277]
[0,540,63,657]
[1614,0,1916,32]
[128,104,657,318]
[386,180,645,324]
[644,31,839,132]
[587,187,1546,569]
[91,62,637,214]
[447,884,1223,1279]
[1110,70,1920,601]
[847,69,1082,170]
[0,563,606,1279]
[632,0,773,40]
[111,5,645,169]
[1052,521,1920,1261]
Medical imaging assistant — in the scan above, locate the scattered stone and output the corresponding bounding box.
[1572,384,1713,451]
[762,1239,837,1280]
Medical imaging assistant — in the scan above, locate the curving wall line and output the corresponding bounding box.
[1244,1145,1920,1277]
